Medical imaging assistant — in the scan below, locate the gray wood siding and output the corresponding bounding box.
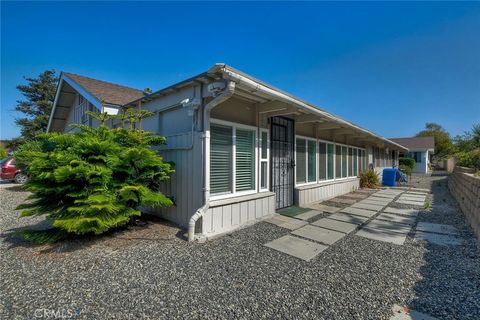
[149,132,203,228]
[295,178,360,206]
[202,192,275,236]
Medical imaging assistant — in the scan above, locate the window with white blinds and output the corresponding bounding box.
[236,129,255,192]
[210,124,233,195]
[210,121,257,198]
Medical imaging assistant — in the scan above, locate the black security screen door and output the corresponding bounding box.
[270,116,295,209]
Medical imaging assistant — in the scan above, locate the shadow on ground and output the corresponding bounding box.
[407,173,480,319]
[1,213,184,256]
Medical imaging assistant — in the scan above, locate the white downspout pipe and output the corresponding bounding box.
[188,81,236,241]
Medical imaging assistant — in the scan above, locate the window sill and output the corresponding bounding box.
[209,191,275,207]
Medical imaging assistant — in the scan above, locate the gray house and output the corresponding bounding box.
[47,64,407,241]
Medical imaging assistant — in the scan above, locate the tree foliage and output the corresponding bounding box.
[14,70,59,140]
[399,157,416,170]
[416,122,454,159]
[0,146,7,159]
[15,110,174,243]
[453,123,480,170]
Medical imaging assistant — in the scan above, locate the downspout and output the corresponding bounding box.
[188,81,236,241]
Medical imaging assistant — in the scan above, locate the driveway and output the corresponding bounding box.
[0,174,479,319]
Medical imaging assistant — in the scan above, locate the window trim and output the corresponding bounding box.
[259,128,269,192]
[210,119,258,201]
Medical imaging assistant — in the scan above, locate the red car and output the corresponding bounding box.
[0,157,28,184]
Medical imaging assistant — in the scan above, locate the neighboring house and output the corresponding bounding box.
[390,136,435,174]
[48,64,407,241]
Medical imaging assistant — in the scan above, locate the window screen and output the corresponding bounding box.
[296,138,306,183]
[307,140,316,182]
[335,145,342,178]
[327,144,334,180]
[319,142,326,181]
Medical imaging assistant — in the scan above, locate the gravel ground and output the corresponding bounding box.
[1,174,479,319]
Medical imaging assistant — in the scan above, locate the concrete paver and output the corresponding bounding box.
[266,215,309,230]
[292,225,346,245]
[399,195,426,201]
[396,200,425,206]
[383,207,419,217]
[309,203,341,213]
[415,222,459,236]
[390,304,439,320]
[328,197,357,205]
[414,231,462,246]
[363,197,392,203]
[328,212,370,225]
[264,235,328,261]
[351,202,385,211]
[311,218,358,234]
[370,193,397,199]
[295,210,322,221]
[376,213,417,226]
[356,227,407,245]
[364,219,412,234]
[341,207,378,218]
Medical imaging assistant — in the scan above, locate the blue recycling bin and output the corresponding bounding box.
[382,168,398,186]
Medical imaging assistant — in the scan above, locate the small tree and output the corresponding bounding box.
[416,122,454,159]
[15,110,174,243]
[14,70,59,140]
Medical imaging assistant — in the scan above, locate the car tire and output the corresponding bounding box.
[14,173,28,184]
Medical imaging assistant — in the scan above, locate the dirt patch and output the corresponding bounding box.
[5,215,183,259]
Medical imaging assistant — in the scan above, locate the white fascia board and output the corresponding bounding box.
[47,78,64,132]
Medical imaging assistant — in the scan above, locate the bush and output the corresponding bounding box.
[398,164,412,177]
[399,157,416,170]
[455,149,480,170]
[0,146,7,159]
[359,169,380,188]
[15,110,174,243]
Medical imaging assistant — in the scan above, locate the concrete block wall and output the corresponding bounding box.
[449,167,480,240]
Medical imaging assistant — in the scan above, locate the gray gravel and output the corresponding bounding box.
[1,174,479,319]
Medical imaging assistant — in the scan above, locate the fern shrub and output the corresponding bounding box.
[15,111,174,242]
[359,169,380,188]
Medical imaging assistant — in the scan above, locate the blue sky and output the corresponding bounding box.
[1,1,479,140]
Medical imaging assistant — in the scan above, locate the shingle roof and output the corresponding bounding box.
[389,136,435,150]
[63,72,145,106]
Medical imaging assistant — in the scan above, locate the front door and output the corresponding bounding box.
[270,116,295,209]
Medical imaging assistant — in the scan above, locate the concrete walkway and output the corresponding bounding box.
[264,185,462,260]
[264,188,417,260]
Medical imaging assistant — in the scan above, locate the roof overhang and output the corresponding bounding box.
[47,73,120,132]
[211,64,408,152]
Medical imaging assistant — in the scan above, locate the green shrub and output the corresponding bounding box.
[15,110,174,243]
[455,148,480,170]
[398,164,412,177]
[399,157,416,170]
[0,146,7,159]
[359,169,380,188]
